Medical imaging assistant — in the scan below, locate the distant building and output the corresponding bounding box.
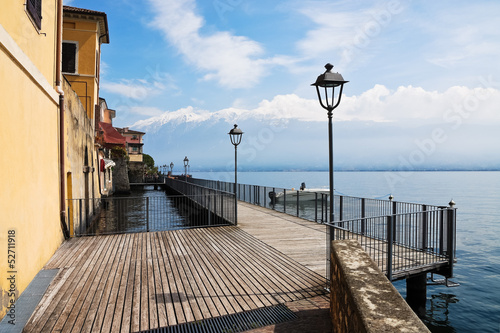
[116,127,146,163]
[99,97,116,125]
[114,127,145,183]
[62,6,109,118]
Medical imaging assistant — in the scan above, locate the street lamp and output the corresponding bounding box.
[311,63,348,242]
[183,156,189,179]
[229,124,243,225]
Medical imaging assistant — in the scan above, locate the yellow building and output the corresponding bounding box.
[0,0,65,319]
[62,6,109,119]
[0,2,110,320]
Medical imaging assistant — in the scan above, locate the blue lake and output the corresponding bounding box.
[195,170,500,333]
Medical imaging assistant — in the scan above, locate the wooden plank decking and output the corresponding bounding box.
[23,201,446,332]
[237,202,448,280]
[24,226,326,332]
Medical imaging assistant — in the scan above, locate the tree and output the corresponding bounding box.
[142,154,158,176]
[143,153,154,169]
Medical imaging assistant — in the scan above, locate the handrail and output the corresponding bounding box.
[187,177,457,281]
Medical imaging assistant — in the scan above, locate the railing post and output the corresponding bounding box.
[272,187,276,210]
[314,192,318,222]
[421,205,428,250]
[439,209,444,255]
[392,201,397,242]
[296,190,299,217]
[264,187,267,208]
[146,197,150,232]
[339,195,344,221]
[339,196,344,239]
[387,215,394,281]
[321,193,325,223]
[361,198,366,235]
[208,195,211,226]
[283,189,286,214]
[447,204,456,277]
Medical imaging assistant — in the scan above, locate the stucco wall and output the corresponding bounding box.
[0,3,64,319]
[63,78,101,236]
[63,19,99,118]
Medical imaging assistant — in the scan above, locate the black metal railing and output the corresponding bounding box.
[187,177,444,223]
[187,177,457,281]
[327,206,456,281]
[67,194,234,237]
[164,178,236,226]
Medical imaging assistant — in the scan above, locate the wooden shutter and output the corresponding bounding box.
[27,0,42,30]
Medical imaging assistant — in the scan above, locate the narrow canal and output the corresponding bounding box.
[88,185,190,235]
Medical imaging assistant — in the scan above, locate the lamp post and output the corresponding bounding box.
[183,156,189,180]
[311,63,348,240]
[228,124,243,225]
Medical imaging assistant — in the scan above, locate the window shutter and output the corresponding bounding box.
[27,0,42,30]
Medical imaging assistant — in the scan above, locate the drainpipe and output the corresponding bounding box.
[56,0,69,239]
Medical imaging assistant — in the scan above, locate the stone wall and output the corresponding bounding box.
[330,240,430,333]
[112,157,130,194]
[128,161,144,183]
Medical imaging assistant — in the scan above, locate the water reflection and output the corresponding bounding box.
[423,293,459,333]
[88,186,188,235]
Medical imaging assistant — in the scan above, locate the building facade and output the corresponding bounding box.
[62,6,109,119]
[0,2,109,320]
[0,0,65,319]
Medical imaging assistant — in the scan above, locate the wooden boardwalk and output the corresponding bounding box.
[238,202,328,277]
[237,202,448,280]
[23,201,446,332]
[24,224,326,332]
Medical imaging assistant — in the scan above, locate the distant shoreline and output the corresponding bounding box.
[192,169,500,173]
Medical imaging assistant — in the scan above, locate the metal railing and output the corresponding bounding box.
[187,177,457,281]
[328,206,456,281]
[67,193,234,237]
[164,178,236,226]
[187,177,444,223]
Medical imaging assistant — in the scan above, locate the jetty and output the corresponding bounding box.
[21,203,330,332]
[14,177,455,332]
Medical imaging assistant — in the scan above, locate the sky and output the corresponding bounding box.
[67,0,500,171]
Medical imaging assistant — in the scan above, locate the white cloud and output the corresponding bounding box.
[146,0,291,88]
[421,3,500,69]
[295,1,406,68]
[128,106,165,117]
[132,85,500,132]
[101,80,161,100]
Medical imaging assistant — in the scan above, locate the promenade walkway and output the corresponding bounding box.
[22,202,330,332]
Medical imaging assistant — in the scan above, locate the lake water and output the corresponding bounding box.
[195,170,500,333]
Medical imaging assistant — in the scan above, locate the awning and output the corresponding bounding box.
[103,158,115,169]
[99,122,126,145]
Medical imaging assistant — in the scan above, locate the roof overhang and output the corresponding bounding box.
[63,6,110,44]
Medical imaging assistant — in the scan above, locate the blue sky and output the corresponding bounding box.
[67,0,500,171]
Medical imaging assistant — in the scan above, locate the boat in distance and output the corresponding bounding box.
[269,182,330,203]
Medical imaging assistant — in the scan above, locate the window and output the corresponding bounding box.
[27,0,42,30]
[132,147,139,152]
[62,42,78,73]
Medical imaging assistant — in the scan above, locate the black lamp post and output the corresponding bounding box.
[229,124,243,225]
[183,156,189,179]
[311,63,348,233]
